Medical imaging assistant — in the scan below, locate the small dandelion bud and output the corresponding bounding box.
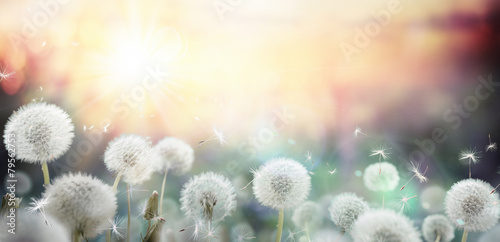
[292,201,321,229]
[363,161,400,192]
[351,209,421,242]
[43,173,117,238]
[3,102,74,163]
[252,157,311,209]
[143,218,165,242]
[180,172,236,222]
[104,134,154,185]
[143,191,159,221]
[329,192,369,233]
[1,211,70,242]
[152,137,194,175]
[444,178,500,232]
[422,214,455,242]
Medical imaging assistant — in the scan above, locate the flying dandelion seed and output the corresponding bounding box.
[285,227,306,242]
[27,196,51,226]
[397,193,418,213]
[100,122,111,134]
[304,151,314,164]
[491,183,500,194]
[459,148,481,178]
[400,162,428,190]
[370,145,391,174]
[487,134,497,152]
[326,162,337,175]
[354,126,368,137]
[104,217,125,239]
[0,65,15,82]
[198,126,228,147]
[231,223,256,242]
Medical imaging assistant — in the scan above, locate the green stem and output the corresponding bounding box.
[275,208,284,242]
[107,173,122,242]
[73,230,81,242]
[435,233,441,242]
[41,160,50,186]
[462,229,468,242]
[159,171,168,216]
[127,184,131,242]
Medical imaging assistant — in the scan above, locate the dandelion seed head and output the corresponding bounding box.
[43,173,117,238]
[329,192,369,233]
[3,102,74,164]
[363,162,400,192]
[445,178,500,232]
[459,148,481,164]
[291,201,321,229]
[104,134,154,185]
[252,157,311,209]
[180,172,236,223]
[1,211,70,242]
[351,209,421,242]
[422,214,455,242]
[152,137,194,175]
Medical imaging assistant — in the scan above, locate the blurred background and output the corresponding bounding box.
[1,0,500,241]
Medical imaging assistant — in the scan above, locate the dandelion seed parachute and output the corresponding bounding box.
[329,192,369,233]
[231,223,255,242]
[104,134,154,185]
[351,209,421,242]
[3,102,74,164]
[444,178,500,232]
[152,137,194,175]
[43,173,117,238]
[422,214,455,242]
[0,211,70,242]
[253,157,311,209]
[180,172,236,222]
[292,201,321,229]
[363,161,400,192]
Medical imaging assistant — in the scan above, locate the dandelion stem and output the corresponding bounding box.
[73,230,81,242]
[41,160,50,186]
[275,208,284,242]
[159,171,168,216]
[335,230,345,242]
[461,229,468,242]
[468,158,471,178]
[127,184,131,242]
[112,173,122,192]
[378,155,381,174]
[305,223,311,242]
[435,233,441,242]
[207,220,211,242]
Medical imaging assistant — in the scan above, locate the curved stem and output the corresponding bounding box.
[159,171,168,216]
[127,184,131,242]
[275,208,284,242]
[41,160,50,186]
[461,229,468,242]
[435,233,441,242]
[107,173,122,242]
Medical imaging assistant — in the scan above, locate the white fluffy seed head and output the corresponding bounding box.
[329,192,369,233]
[292,201,321,229]
[152,137,194,175]
[253,157,311,209]
[3,102,74,164]
[104,134,154,185]
[422,214,455,242]
[43,173,117,238]
[444,178,500,232]
[351,209,421,242]
[363,162,400,192]
[180,172,236,223]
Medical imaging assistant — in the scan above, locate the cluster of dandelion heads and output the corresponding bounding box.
[180,172,236,223]
[363,161,400,192]
[329,192,369,233]
[1,211,70,242]
[444,178,500,232]
[291,201,321,229]
[104,134,154,185]
[3,102,74,163]
[422,214,454,242]
[253,157,311,209]
[43,173,117,238]
[152,137,194,175]
[351,209,421,242]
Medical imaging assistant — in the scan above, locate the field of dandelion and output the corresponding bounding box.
[1,0,500,242]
